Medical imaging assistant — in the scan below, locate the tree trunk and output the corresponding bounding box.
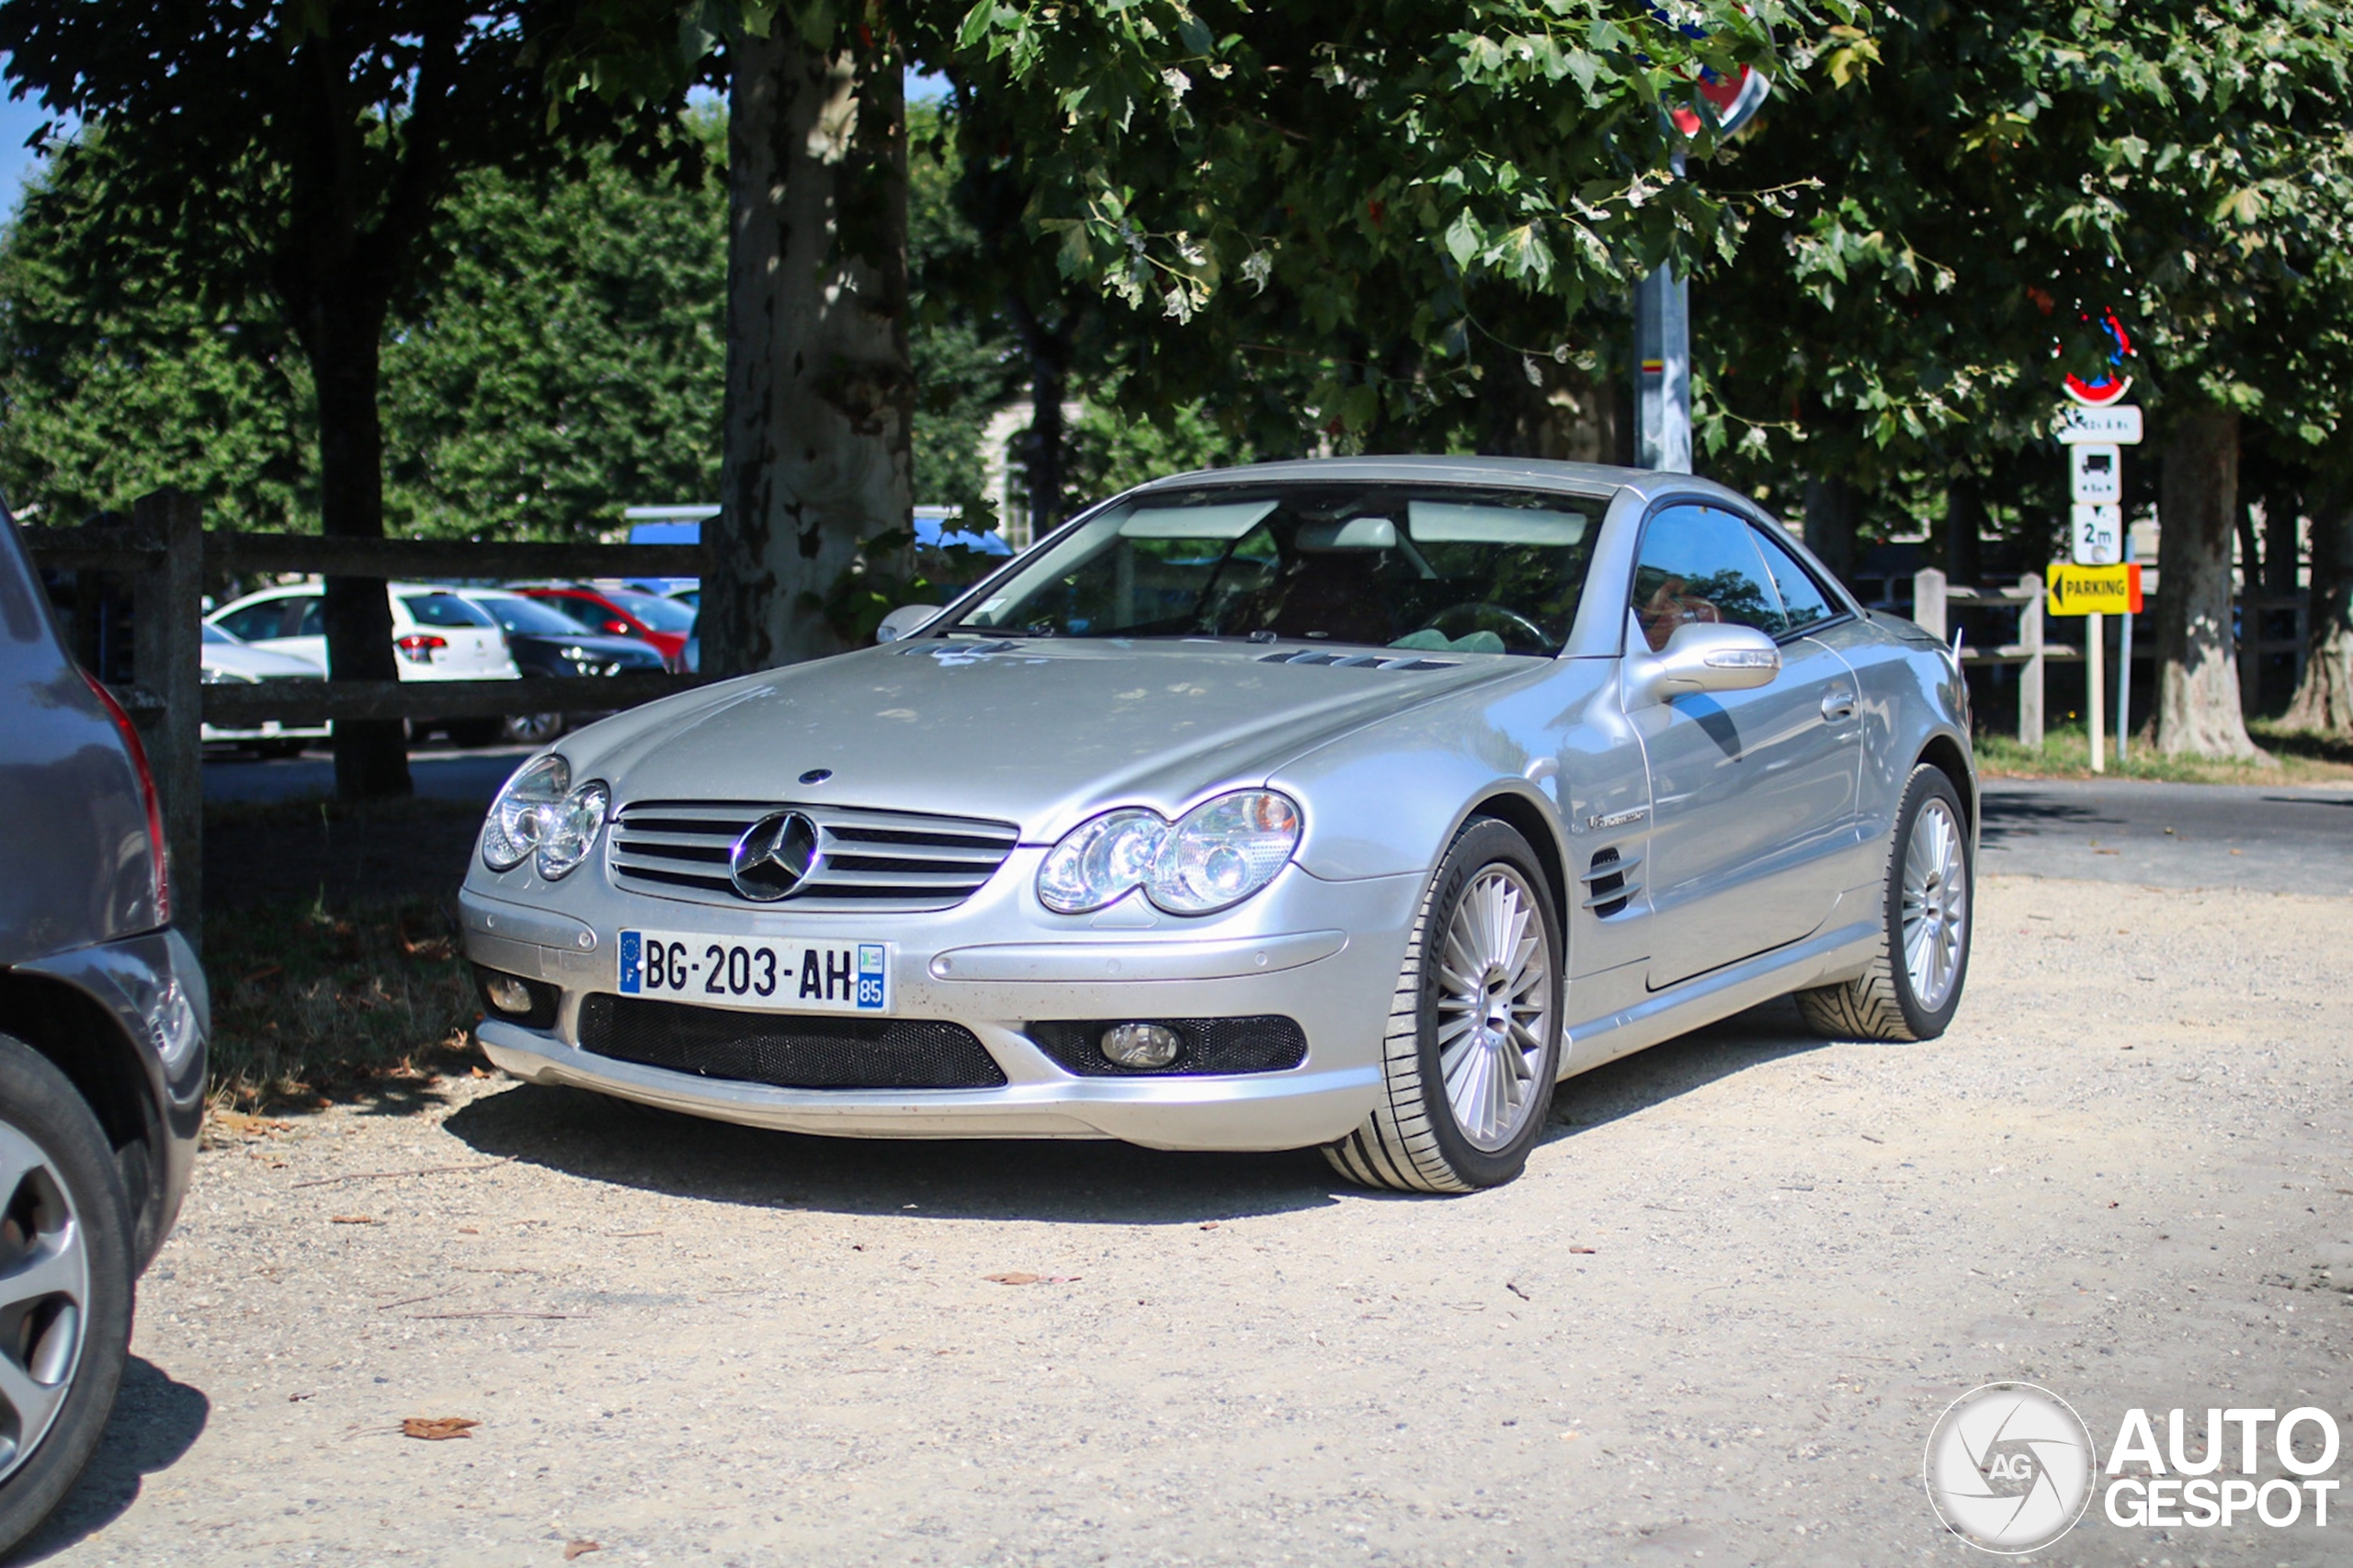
[2154,406,2263,758]
[1008,300,1072,540]
[2282,497,2353,735]
[1943,475,1986,586]
[708,26,912,677]
[1802,476,1859,586]
[307,284,411,798]
[1473,342,1619,463]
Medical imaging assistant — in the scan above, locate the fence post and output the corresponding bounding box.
[1912,567,1948,642]
[2017,572,2044,751]
[131,489,204,949]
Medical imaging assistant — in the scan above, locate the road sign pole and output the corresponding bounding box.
[2087,611,2105,774]
[1634,265,1692,473]
[2117,536,2134,764]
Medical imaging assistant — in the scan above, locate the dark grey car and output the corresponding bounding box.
[0,510,205,1551]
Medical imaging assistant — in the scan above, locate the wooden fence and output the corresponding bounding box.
[24,488,712,942]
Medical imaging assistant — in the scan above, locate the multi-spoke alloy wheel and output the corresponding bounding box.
[0,1123,89,1485]
[1326,819,1563,1193]
[1433,865,1553,1153]
[0,1035,132,1558]
[1796,765,1974,1042]
[1901,796,1968,1013]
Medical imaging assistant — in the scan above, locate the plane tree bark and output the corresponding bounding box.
[2155,408,2264,759]
[2282,497,2353,735]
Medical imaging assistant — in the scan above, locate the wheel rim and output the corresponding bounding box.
[1432,864,1554,1153]
[0,1123,87,1483]
[509,713,562,743]
[1901,797,1969,1012]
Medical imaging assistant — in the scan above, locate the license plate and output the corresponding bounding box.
[617,930,890,1013]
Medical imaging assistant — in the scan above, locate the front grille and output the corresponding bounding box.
[1026,1016,1309,1077]
[608,799,1020,912]
[577,994,1007,1089]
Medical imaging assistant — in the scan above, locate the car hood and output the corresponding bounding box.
[565,639,1537,838]
[202,643,324,678]
[510,631,664,663]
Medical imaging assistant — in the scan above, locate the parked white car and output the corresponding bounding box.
[207,582,521,744]
[199,621,326,754]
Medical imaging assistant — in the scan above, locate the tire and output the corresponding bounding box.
[0,1035,133,1559]
[1324,819,1563,1193]
[443,718,505,748]
[502,712,564,745]
[1795,764,1972,1042]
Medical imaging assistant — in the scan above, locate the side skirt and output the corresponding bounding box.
[1558,912,1882,1078]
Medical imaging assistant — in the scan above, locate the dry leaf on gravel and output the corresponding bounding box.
[330,1215,376,1225]
[401,1416,479,1440]
[984,1272,1040,1286]
[563,1542,602,1561]
[1567,1246,1597,1255]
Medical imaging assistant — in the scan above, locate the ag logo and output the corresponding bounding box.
[1924,1383,2097,1553]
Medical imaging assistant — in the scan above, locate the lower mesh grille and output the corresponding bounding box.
[576,994,1006,1090]
[1026,1017,1308,1077]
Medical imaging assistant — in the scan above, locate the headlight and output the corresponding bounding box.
[481,755,609,879]
[1037,790,1301,916]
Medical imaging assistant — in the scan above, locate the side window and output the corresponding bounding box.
[1629,505,1783,652]
[292,597,326,637]
[1747,523,1839,636]
[217,601,287,642]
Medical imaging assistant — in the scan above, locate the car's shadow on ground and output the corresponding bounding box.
[1976,789,2117,847]
[442,998,1841,1221]
[19,1358,209,1562]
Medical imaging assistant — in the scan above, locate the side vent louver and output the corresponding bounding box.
[1581,846,1639,918]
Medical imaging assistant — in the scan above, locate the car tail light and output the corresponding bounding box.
[395,633,448,664]
[80,669,170,927]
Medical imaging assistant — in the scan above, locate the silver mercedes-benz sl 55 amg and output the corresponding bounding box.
[462,457,1975,1192]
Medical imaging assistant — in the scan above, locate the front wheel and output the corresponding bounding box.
[1325,818,1563,1193]
[0,1035,134,1559]
[1796,764,1972,1041]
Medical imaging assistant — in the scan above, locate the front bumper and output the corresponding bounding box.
[461,855,1422,1152]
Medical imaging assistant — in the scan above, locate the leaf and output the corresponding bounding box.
[1443,209,1482,268]
[984,1271,1040,1285]
[401,1416,479,1440]
[563,1543,602,1562]
[330,1215,376,1225]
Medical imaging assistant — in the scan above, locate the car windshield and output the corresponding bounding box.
[948,483,1606,655]
[474,595,585,636]
[606,589,696,631]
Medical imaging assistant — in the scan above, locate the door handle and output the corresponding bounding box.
[1820,688,1857,722]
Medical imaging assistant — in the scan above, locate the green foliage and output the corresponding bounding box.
[1064,399,1249,506]
[379,114,729,539]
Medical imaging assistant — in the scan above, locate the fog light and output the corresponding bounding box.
[1100,1022,1182,1070]
[483,974,536,1016]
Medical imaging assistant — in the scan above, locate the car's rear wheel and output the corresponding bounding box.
[1325,819,1563,1193]
[1795,764,1972,1041]
[0,1034,132,1558]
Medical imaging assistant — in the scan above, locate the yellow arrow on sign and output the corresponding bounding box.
[2046,562,2143,617]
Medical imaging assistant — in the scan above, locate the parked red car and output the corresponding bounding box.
[518,585,697,668]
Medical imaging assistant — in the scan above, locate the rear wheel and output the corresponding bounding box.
[0,1035,133,1559]
[1324,819,1563,1193]
[502,712,564,744]
[1795,765,1972,1041]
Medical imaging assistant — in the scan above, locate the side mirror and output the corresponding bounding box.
[1626,622,1780,709]
[874,604,943,643]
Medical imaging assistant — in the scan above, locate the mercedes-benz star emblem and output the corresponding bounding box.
[729,811,822,902]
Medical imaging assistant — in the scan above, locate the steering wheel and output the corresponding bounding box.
[1419,601,1554,654]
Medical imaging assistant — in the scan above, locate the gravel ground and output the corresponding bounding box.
[27,874,2351,1567]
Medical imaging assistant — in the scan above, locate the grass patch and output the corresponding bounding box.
[1974,721,2353,784]
[205,894,482,1110]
